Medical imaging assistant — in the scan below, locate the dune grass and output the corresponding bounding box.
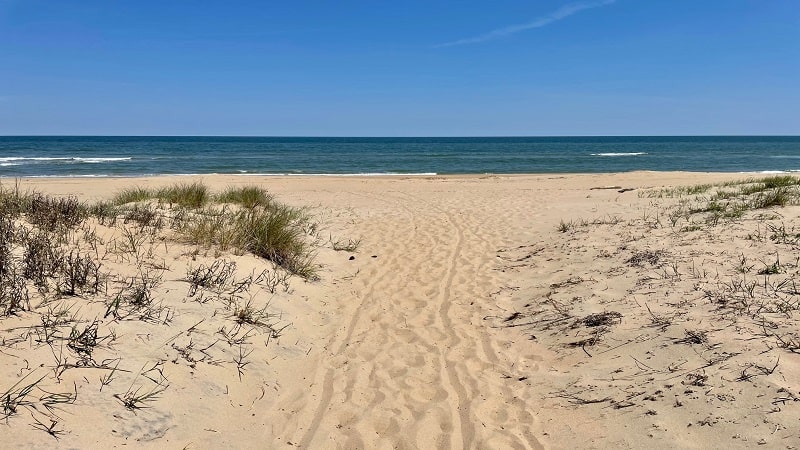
[111,182,210,209]
[216,186,272,209]
[111,187,153,205]
[0,181,319,279]
[156,182,209,208]
[642,175,800,226]
[646,175,800,200]
[113,184,272,210]
[0,181,31,219]
[179,204,316,278]
[0,180,322,436]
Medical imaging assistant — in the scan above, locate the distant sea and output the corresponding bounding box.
[1,136,800,177]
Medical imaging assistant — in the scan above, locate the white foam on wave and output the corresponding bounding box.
[591,152,647,157]
[0,157,72,162]
[2,172,439,179]
[232,172,439,177]
[73,157,132,163]
[0,156,132,163]
[736,170,800,174]
[18,174,112,178]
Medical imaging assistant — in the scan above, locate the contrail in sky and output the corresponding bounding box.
[436,0,616,48]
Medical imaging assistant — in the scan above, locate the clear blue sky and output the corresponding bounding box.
[1,0,798,136]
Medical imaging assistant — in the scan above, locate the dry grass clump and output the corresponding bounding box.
[0,267,28,316]
[331,237,361,252]
[557,216,623,233]
[28,193,87,234]
[0,214,14,276]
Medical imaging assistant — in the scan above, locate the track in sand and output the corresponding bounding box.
[279,183,546,449]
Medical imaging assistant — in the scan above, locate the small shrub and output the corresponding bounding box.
[0,267,29,316]
[0,216,14,277]
[26,193,87,233]
[0,182,30,219]
[89,201,120,225]
[232,298,274,327]
[56,250,102,296]
[750,187,793,209]
[760,175,800,190]
[557,219,573,233]
[22,232,63,291]
[122,204,164,229]
[106,269,170,323]
[185,259,237,296]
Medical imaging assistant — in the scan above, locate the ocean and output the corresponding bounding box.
[1,136,800,177]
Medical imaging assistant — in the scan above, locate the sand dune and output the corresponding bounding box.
[4,172,800,449]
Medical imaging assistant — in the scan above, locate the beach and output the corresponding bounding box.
[4,171,800,449]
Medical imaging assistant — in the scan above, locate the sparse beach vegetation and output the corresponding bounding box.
[0,180,330,439]
[519,175,800,442]
[633,175,800,227]
[11,172,800,447]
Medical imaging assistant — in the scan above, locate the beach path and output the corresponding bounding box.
[250,176,569,449]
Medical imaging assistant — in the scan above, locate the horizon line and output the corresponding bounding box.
[2,134,800,138]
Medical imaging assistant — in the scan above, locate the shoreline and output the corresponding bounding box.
[6,171,760,202]
[3,168,800,179]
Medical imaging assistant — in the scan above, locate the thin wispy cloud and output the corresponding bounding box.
[436,0,616,48]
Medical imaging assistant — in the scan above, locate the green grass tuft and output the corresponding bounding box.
[177,199,317,279]
[113,183,211,208]
[650,176,800,228]
[112,187,154,205]
[155,182,209,208]
[216,186,272,209]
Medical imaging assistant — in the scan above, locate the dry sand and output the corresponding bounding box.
[4,172,800,449]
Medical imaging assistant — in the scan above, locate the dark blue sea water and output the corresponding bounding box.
[1,136,800,177]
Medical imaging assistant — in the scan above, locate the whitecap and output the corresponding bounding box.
[0,156,132,164]
[0,157,72,162]
[72,157,132,163]
[233,172,438,177]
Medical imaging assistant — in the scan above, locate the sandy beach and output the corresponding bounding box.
[4,171,800,449]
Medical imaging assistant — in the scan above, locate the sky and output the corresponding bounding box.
[0,0,798,136]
